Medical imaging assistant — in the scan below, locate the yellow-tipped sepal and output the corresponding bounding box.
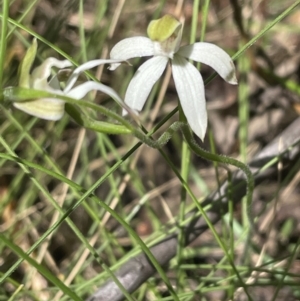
[147,14,181,42]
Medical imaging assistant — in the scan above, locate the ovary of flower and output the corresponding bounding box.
[14,38,128,120]
[109,14,238,140]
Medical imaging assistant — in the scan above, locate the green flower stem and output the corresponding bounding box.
[177,106,190,291]
[4,87,254,231]
[65,103,131,135]
[180,124,254,229]
[0,0,9,87]
[4,87,254,298]
[3,90,254,221]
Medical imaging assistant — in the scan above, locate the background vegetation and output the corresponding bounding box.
[1,0,300,300]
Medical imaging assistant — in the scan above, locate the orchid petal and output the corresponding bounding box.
[31,58,72,91]
[64,59,124,94]
[109,37,154,70]
[124,56,168,114]
[67,81,123,104]
[178,43,238,84]
[13,98,64,120]
[66,81,137,119]
[172,55,207,140]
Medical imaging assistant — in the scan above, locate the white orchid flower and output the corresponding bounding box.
[14,39,127,120]
[109,15,238,140]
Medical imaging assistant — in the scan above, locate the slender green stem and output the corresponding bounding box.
[65,103,131,134]
[190,0,200,44]
[177,106,190,291]
[0,0,9,87]
[201,0,210,43]
[79,0,87,62]
[238,44,251,230]
[181,125,254,228]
